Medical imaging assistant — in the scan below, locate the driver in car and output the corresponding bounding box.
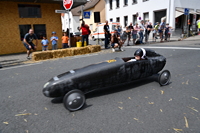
[128,48,146,62]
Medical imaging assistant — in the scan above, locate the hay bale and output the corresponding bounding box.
[52,49,65,58]
[32,45,101,61]
[61,49,74,57]
[87,45,101,53]
[32,51,53,61]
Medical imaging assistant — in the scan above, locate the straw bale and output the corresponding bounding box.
[87,45,101,52]
[32,51,53,61]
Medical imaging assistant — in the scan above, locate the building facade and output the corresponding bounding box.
[105,0,200,35]
[0,1,63,55]
[81,0,106,34]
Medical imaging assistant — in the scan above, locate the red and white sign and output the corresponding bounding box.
[63,0,73,10]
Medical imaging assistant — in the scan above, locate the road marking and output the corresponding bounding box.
[69,53,99,59]
[0,62,43,71]
[126,46,200,50]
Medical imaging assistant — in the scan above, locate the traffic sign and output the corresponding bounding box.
[184,8,189,15]
[83,11,91,19]
[63,0,73,10]
[55,10,68,13]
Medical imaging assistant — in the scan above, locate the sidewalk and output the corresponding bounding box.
[1,35,200,68]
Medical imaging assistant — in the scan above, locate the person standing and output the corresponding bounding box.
[104,20,111,49]
[120,28,127,45]
[62,32,69,48]
[116,25,122,36]
[139,20,145,44]
[145,22,153,43]
[197,18,200,35]
[153,22,159,42]
[23,29,38,59]
[80,21,90,47]
[159,19,166,42]
[41,36,49,51]
[50,32,58,50]
[133,23,140,44]
[127,23,134,46]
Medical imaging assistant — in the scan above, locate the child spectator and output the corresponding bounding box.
[50,32,58,50]
[41,36,49,51]
[62,32,69,48]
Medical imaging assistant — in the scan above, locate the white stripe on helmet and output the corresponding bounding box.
[141,48,146,59]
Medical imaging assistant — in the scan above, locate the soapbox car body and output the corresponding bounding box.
[43,49,171,111]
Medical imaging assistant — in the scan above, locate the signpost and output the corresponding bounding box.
[55,0,73,47]
[184,8,189,37]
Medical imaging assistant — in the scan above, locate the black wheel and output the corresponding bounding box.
[63,89,85,111]
[158,70,171,86]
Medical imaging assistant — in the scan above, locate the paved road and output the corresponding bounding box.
[0,40,200,133]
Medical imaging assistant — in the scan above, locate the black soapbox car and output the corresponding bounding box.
[43,48,171,111]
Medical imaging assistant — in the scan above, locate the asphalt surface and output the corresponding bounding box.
[0,39,200,133]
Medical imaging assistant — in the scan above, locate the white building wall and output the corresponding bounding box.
[105,0,200,30]
[105,0,170,27]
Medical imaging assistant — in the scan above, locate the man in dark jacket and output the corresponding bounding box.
[104,20,111,49]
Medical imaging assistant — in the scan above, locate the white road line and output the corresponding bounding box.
[126,46,200,50]
[70,53,99,59]
[0,62,43,71]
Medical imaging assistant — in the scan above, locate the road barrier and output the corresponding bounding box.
[32,45,101,61]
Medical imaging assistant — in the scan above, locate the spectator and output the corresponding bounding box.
[165,24,173,41]
[139,20,145,44]
[62,32,69,48]
[104,20,111,49]
[197,18,200,35]
[159,19,166,42]
[153,22,159,42]
[111,30,124,52]
[145,22,153,43]
[23,29,38,59]
[133,23,140,44]
[120,28,127,44]
[80,21,90,47]
[50,32,58,50]
[116,25,122,36]
[41,36,49,51]
[127,23,134,46]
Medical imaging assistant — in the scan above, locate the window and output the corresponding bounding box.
[116,0,120,8]
[132,15,137,24]
[116,17,120,22]
[33,24,46,39]
[143,12,149,21]
[19,25,31,41]
[110,18,113,22]
[132,0,137,4]
[109,0,113,10]
[124,16,128,27]
[18,4,41,18]
[124,0,128,6]
[143,0,149,2]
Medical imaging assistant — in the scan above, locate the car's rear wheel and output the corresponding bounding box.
[63,89,85,111]
[158,70,171,86]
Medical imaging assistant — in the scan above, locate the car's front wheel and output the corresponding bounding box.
[63,89,85,111]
